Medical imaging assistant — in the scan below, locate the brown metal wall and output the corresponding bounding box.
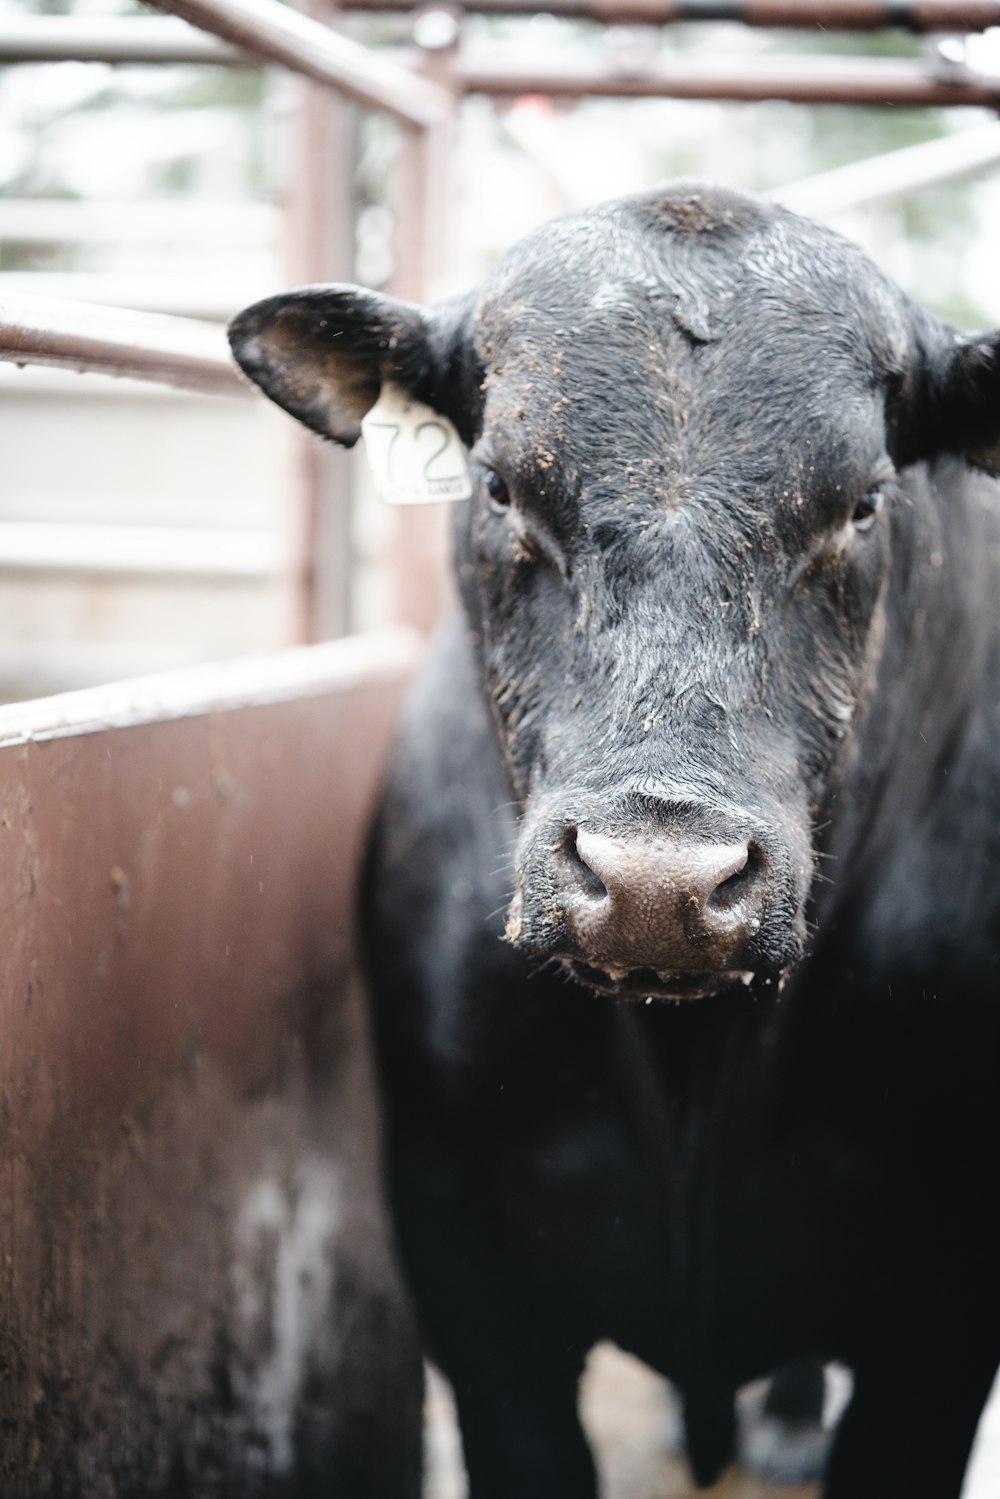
[0,632,423,1498]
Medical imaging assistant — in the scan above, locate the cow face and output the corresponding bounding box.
[230,185,1000,1002]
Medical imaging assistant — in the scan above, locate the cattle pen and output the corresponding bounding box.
[2,2,1000,1494]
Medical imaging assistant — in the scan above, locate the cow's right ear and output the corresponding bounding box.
[228,285,454,447]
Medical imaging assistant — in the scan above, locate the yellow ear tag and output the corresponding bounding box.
[360,382,472,505]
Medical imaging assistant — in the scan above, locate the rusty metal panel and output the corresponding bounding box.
[0,631,423,1498]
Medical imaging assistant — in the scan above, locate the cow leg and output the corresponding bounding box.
[763,1357,827,1425]
[451,1350,597,1499]
[385,1130,598,1499]
[824,1351,996,1499]
[740,1358,831,1483]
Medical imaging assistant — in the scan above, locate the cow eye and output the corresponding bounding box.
[852,488,883,533]
[484,468,511,515]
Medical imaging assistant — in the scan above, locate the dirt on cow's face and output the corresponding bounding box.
[229,179,997,1001]
[451,189,909,995]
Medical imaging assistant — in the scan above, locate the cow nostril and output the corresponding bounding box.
[563,827,608,900]
[707,841,764,912]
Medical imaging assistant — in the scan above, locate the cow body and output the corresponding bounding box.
[230,185,1000,1496]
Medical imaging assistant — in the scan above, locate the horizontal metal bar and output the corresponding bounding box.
[342,0,1000,27]
[0,293,246,396]
[0,272,271,321]
[145,0,448,126]
[0,15,245,65]
[3,0,998,35]
[457,53,1000,105]
[0,198,281,246]
[0,522,278,580]
[774,118,1000,215]
[0,5,447,128]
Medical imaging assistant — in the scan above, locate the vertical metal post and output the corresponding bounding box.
[388,13,460,634]
[284,0,358,644]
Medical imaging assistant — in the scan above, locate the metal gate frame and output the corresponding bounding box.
[2,3,1000,1492]
[4,0,1000,638]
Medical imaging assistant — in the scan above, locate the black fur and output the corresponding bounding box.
[231,184,1000,1496]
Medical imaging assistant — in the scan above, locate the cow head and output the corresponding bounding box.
[230,184,1000,1002]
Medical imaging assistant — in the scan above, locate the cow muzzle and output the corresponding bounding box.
[507,812,801,1001]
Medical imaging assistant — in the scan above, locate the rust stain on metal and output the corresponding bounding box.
[109,864,131,940]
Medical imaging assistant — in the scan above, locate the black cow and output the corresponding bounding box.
[230,184,1000,1498]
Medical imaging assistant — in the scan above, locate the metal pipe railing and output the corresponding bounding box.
[342,0,1000,28]
[0,15,244,65]
[0,199,281,246]
[4,0,999,30]
[144,0,449,127]
[0,294,247,397]
[774,118,1000,215]
[5,9,999,110]
[457,53,1000,105]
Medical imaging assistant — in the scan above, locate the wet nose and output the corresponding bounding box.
[559,827,770,973]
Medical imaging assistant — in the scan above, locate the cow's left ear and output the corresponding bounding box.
[931,330,1000,475]
[898,322,1000,476]
[228,284,478,446]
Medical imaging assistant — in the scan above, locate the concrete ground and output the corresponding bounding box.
[425,1343,1000,1499]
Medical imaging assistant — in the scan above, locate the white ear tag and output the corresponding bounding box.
[360,382,472,505]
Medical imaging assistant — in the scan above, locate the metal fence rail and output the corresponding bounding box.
[458,53,1000,105]
[0,293,246,397]
[774,118,1000,215]
[145,0,449,126]
[4,0,999,625]
[0,198,281,246]
[3,0,1000,29]
[343,0,1000,25]
[0,15,244,65]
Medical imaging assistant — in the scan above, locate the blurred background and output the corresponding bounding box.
[2,0,1000,704]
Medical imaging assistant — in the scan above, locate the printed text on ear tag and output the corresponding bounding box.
[360,383,472,505]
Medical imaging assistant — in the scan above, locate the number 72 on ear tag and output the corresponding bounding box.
[360,382,472,505]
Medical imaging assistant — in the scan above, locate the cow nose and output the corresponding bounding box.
[558,827,770,974]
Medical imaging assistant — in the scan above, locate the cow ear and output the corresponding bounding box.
[932,330,1000,475]
[898,322,1000,476]
[228,285,439,447]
